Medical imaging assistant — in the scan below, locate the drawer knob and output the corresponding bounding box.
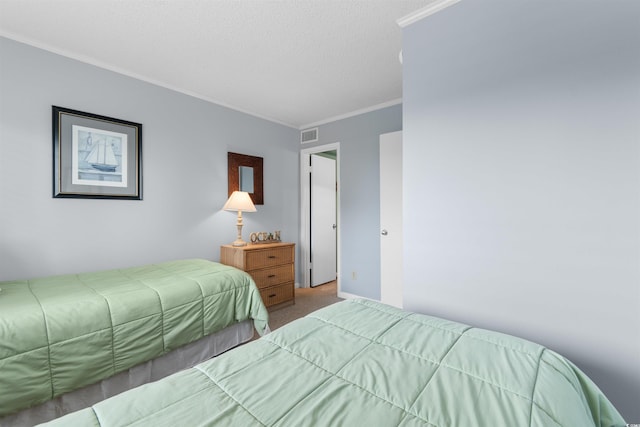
[269,294,276,298]
[268,274,276,278]
[268,255,277,259]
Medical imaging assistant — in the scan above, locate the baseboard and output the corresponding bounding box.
[337,291,379,302]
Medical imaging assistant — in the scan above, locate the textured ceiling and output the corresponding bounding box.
[0,0,436,129]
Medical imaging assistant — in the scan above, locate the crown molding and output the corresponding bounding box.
[0,31,298,129]
[299,98,402,130]
[397,0,460,28]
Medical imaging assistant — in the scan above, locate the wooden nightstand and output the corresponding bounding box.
[220,242,295,310]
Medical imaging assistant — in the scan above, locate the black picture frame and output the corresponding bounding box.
[52,106,142,200]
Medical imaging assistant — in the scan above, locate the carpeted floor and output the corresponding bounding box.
[253,280,342,340]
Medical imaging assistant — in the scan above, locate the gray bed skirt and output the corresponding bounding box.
[1,320,254,427]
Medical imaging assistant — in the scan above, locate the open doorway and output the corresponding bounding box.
[310,152,336,287]
[300,143,340,294]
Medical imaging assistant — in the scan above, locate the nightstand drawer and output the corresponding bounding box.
[249,265,294,289]
[220,242,295,310]
[245,246,294,270]
[259,282,294,307]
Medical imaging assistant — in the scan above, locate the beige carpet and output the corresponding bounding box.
[253,281,343,340]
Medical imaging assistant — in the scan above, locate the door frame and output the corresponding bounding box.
[300,142,341,291]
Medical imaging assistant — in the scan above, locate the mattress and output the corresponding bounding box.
[0,259,269,417]
[38,299,626,427]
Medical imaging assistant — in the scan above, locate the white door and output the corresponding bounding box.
[380,131,403,308]
[311,154,337,287]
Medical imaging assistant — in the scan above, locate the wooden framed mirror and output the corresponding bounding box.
[227,152,263,205]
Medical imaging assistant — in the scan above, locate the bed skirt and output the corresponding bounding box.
[1,319,254,427]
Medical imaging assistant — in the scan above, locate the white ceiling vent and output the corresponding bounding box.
[301,128,318,144]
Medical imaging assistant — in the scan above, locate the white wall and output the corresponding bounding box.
[402,0,639,421]
[0,37,300,281]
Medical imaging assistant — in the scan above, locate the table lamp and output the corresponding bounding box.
[223,191,256,246]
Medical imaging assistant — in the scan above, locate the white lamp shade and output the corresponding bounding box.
[223,191,257,212]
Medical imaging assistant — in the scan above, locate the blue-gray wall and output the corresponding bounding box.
[303,105,402,299]
[403,0,639,420]
[0,37,300,281]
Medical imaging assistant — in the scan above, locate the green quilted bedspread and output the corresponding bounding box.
[0,259,268,417]
[38,299,624,427]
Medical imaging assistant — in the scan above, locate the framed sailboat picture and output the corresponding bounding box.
[53,106,142,199]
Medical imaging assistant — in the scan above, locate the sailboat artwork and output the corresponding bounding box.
[54,106,141,199]
[71,125,128,188]
[85,136,119,172]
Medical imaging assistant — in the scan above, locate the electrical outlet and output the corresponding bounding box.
[351,271,357,280]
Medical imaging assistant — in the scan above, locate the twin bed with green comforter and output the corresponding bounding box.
[39,298,625,427]
[0,259,269,424]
